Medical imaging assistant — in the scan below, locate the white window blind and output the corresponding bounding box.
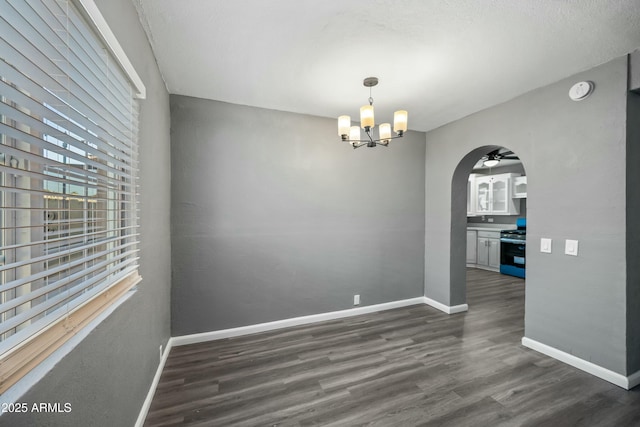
[0,0,141,383]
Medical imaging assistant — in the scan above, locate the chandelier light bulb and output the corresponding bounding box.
[379,123,391,142]
[338,115,351,138]
[393,110,408,135]
[360,105,375,129]
[349,125,361,142]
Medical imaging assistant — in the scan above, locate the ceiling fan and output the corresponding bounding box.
[481,148,519,168]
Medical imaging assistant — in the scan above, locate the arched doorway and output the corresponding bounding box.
[450,145,527,307]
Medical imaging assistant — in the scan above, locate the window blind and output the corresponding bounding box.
[0,0,141,376]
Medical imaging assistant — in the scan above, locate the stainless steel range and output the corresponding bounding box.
[500,218,526,278]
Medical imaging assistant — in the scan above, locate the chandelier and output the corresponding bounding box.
[338,77,408,149]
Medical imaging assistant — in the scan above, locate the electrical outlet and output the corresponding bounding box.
[353,294,360,306]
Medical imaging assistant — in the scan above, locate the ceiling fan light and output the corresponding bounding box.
[483,158,500,168]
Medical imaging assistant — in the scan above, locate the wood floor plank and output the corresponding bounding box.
[144,269,640,426]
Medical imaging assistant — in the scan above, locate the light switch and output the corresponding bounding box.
[540,238,552,253]
[565,239,579,256]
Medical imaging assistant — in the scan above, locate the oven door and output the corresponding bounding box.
[500,238,526,278]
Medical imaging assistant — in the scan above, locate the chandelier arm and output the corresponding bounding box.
[345,132,405,147]
[351,141,369,149]
[381,135,400,141]
[372,134,404,145]
[350,141,390,149]
[384,134,405,141]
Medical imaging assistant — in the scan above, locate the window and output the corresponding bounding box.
[0,0,145,393]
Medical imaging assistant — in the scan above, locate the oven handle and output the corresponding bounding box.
[500,238,527,244]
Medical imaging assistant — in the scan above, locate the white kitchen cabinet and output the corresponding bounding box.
[473,173,520,215]
[467,174,476,216]
[475,175,491,214]
[513,176,527,198]
[476,230,500,270]
[466,230,477,265]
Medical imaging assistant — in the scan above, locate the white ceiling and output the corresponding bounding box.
[133,0,640,132]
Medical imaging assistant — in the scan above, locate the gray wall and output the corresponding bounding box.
[630,50,640,91]
[626,90,640,374]
[170,96,425,336]
[628,53,640,374]
[425,56,630,374]
[1,0,172,425]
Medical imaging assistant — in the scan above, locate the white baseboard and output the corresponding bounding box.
[521,337,635,390]
[628,369,640,389]
[423,297,469,314]
[172,297,426,347]
[135,338,174,427]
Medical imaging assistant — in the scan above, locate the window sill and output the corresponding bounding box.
[0,272,141,400]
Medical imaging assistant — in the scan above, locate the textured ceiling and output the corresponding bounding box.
[134,0,640,132]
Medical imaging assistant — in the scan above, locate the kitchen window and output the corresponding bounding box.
[0,0,145,393]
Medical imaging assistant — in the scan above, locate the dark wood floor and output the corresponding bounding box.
[144,269,640,426]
